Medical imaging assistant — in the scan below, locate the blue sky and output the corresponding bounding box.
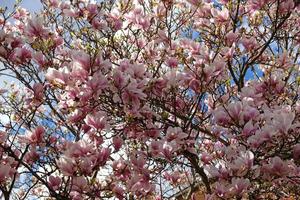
[0,0,41,87]
[0,0,41,13]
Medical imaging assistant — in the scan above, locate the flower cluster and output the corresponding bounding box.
[0,0,300,199]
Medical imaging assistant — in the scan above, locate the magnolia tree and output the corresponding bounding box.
[0,0,300,199]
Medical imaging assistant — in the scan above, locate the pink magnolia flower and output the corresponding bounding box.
[125,7,151,30]
[130,176,154,196]
[227,102,242,119]
[24,17,49,38]
[52,34,64,47]
[221,46,235,59]
[157,29,169,44]
[113,160,130,180]
[165,127,188,144]
[203,64,216,79]
[71,51,91,71]
[211,8,229,23]
[24,150,40,164]
[162,142,174,160]
[72,176,88,191]
[150,140,163,157]
[11,47,32,64]
[122,80,146,107]
[277,51,292,69]
[112,185,125,199]
[86,3,98,16]
[84,111,109,130]
[247,133,263,148]
[163,170,185,185]
[97,148,111,166]
[231,178,250,196]
[219,0,230,4]
[0,131,7,142]
[0,164,11,182]
[248,0,269,11]
[94,53,111,70]
[187,0,201,6]
[189,78,201,92]
[218,166,231,180]
[2,0,300,198]
[0,46,7,58]
[241,37,257,52]
[70,61,89,80]
[230,151,254,176]
[92,18,108,30]
[68,109,84,123]
[214,182,228,198]
[113,69,127,89]
[62,6,78,18]
[213,59,226,71]
[241,85,263,100]
[131,154,146,170]
[20,126,45,144]
[151,78,167,96]
[126,63,146,79]
[113,136,123,152]
[13,8,29,20]
[164,70,185,88]
[45,67,69,85]
[69,191,82,200]
[137,17,151,30]
[48,175,61,190]
[7,36,23,49]
[279,0,294,13]
[32,83,44,101]
[64,140,93,158]
[107,12,123,30]
[33,52,47,67]
[78,157,94,175]
[258,125,276,142]
[213,108,230,125]
[241,105,259,122]
[225,31,238,46]
[293,144,300,160]
[136,38,146,49]
[31,126,45,143]
[166,57,178,68]
[242,120,256,137]
[57,156,75,176]
[267,156,290,177]
[195,3,211,18]
[59,2,70,10]
[272,111,295,134]
[144,128,160,139]
[201,152,213,164]
[47,0,60,8]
